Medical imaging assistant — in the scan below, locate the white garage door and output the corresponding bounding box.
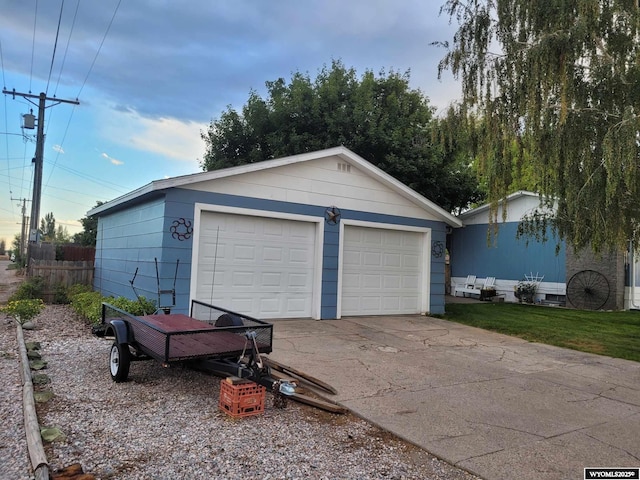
[342,226,424,316]
[195,211,316,319]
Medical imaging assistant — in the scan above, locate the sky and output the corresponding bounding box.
[0,0,463,247]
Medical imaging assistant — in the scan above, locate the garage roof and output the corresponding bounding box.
[88,146,463,227]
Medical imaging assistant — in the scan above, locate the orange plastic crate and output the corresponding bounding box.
[219,379,266,418]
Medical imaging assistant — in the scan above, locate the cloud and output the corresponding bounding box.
[129,116,206,164]
[0,0,460,124]
[52,145,65,154]
[101,152,124,166]
[98,106,205,166]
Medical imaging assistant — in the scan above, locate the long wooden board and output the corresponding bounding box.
[262,357,338,395]
[288,392,347,414]
[268,370,347,414]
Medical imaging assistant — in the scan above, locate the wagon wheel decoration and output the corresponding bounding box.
[170,218,193,241]
[566,269,610,310]
[431,240,444,258]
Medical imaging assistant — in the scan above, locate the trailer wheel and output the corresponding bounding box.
[110,342,130,382]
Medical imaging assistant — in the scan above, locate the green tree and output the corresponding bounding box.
[55,225,71,243]
[201,60,481,212]
[438,0,640,252]
[0,238,6,254]
[40,212,56,242]
[73,201,103,246]
[12,233,23,265]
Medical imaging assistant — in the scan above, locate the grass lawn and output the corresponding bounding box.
[443,303,640,362]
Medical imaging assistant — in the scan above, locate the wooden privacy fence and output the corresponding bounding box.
[29,243,95,262]
[29,260,94,302]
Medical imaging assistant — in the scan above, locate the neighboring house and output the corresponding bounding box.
[451,191,627,310]
[88,146,462,319]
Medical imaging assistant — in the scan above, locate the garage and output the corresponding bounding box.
[194,210,319,319]
[340,224,428,316]
[90,147,460,318]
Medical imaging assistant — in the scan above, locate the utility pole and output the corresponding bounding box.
[10,196,30,259]
[2,89,79,266]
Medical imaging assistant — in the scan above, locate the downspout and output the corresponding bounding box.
[630,241,640,309]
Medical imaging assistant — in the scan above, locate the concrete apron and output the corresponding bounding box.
[268,315,640,480]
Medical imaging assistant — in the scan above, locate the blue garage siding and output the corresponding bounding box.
[321,223,340,318]
[450,223,566,282]
[94,198,167,303]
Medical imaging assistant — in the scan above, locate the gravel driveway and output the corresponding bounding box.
[0,263,478,479]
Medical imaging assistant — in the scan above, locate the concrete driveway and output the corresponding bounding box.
[268,314,640,480]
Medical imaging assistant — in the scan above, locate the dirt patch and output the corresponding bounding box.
[565,339,607,354]
[0,260,24,304]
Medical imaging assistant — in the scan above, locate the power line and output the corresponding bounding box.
[46,0,66,94]
[2,89,78,252]
[53,0,80,97]
[52,163,131,193]
[77,0,122,98]
[0,37,6,88]
[43,103,77,191]
[46,0,119,193]
[29,0,38,93]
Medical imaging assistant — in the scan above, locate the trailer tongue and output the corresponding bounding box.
[99,300,344,413]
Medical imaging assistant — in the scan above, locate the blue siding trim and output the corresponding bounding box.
[429,229,447,315]
[321,224,340,318]
[450,223,566,282]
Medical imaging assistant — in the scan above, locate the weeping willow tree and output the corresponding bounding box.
[438,0,640,253]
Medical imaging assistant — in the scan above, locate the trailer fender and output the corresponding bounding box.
[106,319,132,345]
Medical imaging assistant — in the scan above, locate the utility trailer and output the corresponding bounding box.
[99,300,345,412]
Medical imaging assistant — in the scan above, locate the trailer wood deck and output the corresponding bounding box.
[102,302,273,364]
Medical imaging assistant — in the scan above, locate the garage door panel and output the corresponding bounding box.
[384,275,401,289]
[259,298,279,313]
[343,272,360,287]
[290,248,312,264]
[261,272,281,286]
[362,274,381,288]
[234,245,255,261]
[197,212,316,319]
[343,252,361,266]
[263,247,283,262]
[363,252,382,266]
[384,253,402,267]
[402,275,419,288]
[232,271,253,287]
[342,226,424,316]
[382,297,400,310]
[288,273,310,288]
[403,254,419,267]
[286,298,308,313]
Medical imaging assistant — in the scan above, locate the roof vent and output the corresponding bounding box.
[337,163,351,173]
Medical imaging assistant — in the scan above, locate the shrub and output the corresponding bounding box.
[68,288,157,326]
[110,296,156,316]
[67,283,92,297]
[70,291,105,325]
[52,283,69,304]
[1,299,45,324]
[9,276,45,301]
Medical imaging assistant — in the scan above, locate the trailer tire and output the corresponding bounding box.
[110,342,130,382]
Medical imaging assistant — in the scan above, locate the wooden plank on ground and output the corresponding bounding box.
[262,357,338,395]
